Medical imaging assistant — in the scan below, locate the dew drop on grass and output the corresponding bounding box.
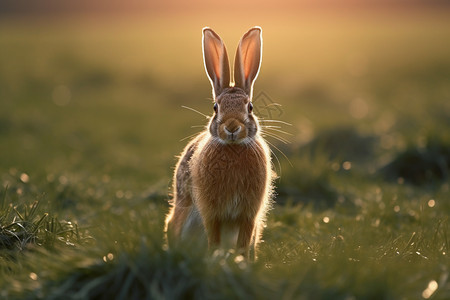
[372,218,380,227]
[102,254,114,262]
[234,255,247,269]
[59,176,68,185]
[29,273,38,280]
[331,162,340,171]
[20,173,29,183]
[234,255,244,263]
[116,190,124,199]
[422,280,438,299]
[342,161,352,170]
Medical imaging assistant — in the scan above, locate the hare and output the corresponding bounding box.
[165,26,273,259]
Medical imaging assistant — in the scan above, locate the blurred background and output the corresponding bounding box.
[1,0,449,198]
[1,3,449,297]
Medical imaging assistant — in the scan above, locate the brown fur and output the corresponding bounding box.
[164,27,272,259]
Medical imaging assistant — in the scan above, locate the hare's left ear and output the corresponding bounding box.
[234,27,262,99]
[203,27,231,99]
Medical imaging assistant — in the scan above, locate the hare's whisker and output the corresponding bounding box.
[263,141,282,178]
[265,139,293,168]
[263,127,293,136]
[264,103,282,107]
[180,131,202,142]
[261,131,290,144]
[181,105,210,119]
[247,143,261,164]
[252,141,265,163]
[259,119,292,126]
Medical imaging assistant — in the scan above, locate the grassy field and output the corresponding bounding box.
[1,11,450,299]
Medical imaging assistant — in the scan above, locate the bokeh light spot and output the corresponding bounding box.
[20,173,30,183]
[342,161,352,170]
[29,272,38,281]
[422,280,438,299]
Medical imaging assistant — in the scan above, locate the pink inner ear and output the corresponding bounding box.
[238,29,261,82]
[205,34,223,79]
[214,53,222,80]
[244,42,258,78]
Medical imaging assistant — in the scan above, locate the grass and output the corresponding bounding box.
[0,11,450,299]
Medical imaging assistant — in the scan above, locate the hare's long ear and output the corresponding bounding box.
[234,27,262,99]
[203,27,231,99]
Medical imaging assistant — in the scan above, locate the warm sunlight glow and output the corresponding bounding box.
[349,98,369,119]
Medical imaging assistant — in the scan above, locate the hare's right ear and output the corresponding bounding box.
[202,28,231,99]
[234,27,262,99]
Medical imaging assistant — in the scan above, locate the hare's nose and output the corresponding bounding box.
[224,125,241,134]
[224,119,242,134]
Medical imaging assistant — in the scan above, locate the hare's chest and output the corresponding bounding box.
[194,144,265,187]
[191,143,268,218]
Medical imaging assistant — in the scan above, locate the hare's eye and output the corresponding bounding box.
[213,103,218,113]
[248,102,253,113]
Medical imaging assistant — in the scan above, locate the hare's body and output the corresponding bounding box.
[165,27,273,258]
[192,133,271,250]
[166,129,271,253]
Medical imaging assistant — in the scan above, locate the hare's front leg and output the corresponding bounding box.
[237,218,257,258]
[205,218,221,248]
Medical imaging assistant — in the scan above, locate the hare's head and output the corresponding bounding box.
[203,27,262,144]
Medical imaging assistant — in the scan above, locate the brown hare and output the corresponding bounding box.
[165,26,273,259]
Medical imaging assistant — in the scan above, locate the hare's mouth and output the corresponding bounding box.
[219,120,247,143]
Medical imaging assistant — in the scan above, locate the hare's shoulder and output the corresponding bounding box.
[174,132,208,195]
